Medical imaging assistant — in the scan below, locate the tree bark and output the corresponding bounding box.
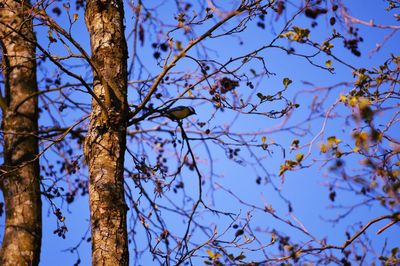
[84,1,129,265]
[0,1,42,265]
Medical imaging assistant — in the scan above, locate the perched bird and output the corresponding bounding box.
[149,106,196,121]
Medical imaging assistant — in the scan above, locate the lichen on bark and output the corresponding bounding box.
[0,1,42,265]
[84,0,129,265]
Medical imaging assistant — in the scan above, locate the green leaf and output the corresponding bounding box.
[235,252,246,260]
[283,77,292,89]
[257,92,265,100]
[391,247,399,256]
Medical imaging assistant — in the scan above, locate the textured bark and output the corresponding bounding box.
[0,1,42,265]
[84,1,129,265]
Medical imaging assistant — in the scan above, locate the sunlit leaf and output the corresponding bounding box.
[206,249,214,258]
[348,96,357,107]
[320,143,327,153]
[325,60,332,68]
[283,77,292,89]
[295,153,304,162]
[327,136,342,146]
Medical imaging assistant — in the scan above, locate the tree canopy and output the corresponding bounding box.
[1,0,399,265]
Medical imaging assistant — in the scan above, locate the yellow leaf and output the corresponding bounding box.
[283,77,292,89]
[360,131,368,140]
[280,31,295,39]
[73,13,78,21]
[284,245,293,251]
[325,60,332,68]
[354,131,369,149]
[322,41,334,52]
[286,160,297,167]
[348,96,357,107]
[187,89,192,97]
[358,97,370,109]
[206,249,221,260]
[271,232,276,243]
[206,249,214,258]
[262,136,266,144]
[339,93,347,102]
[295,153,304,162]
[279,164,288,176]
[327,136,342,146]
[320,143,327,153]
[370,180,378,188]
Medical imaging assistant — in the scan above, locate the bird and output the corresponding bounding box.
[148,106,196,121]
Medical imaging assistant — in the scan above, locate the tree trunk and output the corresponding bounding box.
[0,1,42,265]
[84,1,129,265]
